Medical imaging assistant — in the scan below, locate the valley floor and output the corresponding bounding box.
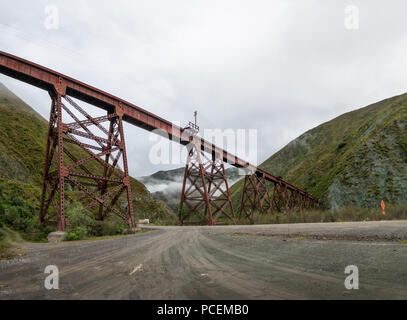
[0,221,406,299]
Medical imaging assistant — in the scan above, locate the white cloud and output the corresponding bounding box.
[1,0,407,177]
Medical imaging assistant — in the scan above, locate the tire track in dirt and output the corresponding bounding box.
[1,222,406,299]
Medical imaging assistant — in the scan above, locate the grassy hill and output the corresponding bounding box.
[0,83,47,185]
[231,93,407,210]
[0,82,174,243]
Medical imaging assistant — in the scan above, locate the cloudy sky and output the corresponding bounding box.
[1,0,407,177]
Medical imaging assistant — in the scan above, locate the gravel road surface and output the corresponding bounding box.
[0,220,406,299]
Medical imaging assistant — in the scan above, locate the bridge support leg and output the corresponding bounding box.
[257,175,273,214]
[271,182,288,213]
[178,144,235,225]
[40,89,67,231]
[270,183,318,214]
[239,174,258,222]
[239,174,272,222]
[39,80,136,231]
[240,176,318,222]
[207,157,236,224]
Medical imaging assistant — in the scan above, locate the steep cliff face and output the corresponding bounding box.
[232,93,407,209]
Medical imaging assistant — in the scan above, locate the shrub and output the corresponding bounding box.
[99,221,117,236]
[0,181,40,235]
[237,204,407,225]
[64,232,79,241]
[65,203,94,240]
[72,225,88,239]
[0,203,4,227]
[3,202,35,233]
[25,222,55,242]
[91,215,128,236]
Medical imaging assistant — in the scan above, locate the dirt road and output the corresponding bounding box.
[0,221,406,299]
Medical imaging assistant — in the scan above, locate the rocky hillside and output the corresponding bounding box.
[0,82,173,236]
[231,93,407,210]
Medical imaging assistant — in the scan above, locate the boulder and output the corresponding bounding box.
[48,231,66,243]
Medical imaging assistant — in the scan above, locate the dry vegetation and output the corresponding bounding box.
[236,205,407,225]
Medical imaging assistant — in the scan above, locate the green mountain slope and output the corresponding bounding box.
[0,83,48,184]
[232,93,407,209]
[0,82,173,239]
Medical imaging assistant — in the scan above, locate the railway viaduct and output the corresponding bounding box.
[0,51,318,230]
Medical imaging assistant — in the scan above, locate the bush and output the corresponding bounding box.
[236,204,407,225]
[65,203,94,240]
[64,203,132,239]
[0,203,4,227]
[3,201,36,233]
[25,222,55,242]
[100,221,120,236]
[91,216,127,236]
[0,180,41,235]
[64,232,79,241]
